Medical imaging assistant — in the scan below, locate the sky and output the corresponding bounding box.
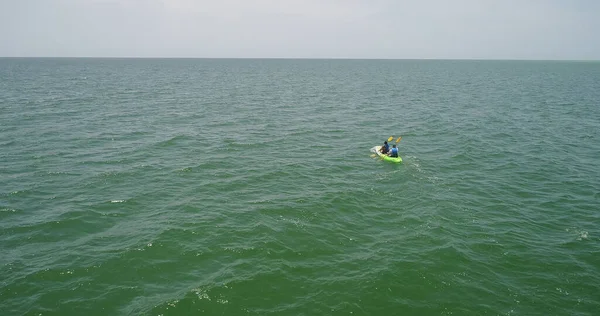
[0,0,599,59]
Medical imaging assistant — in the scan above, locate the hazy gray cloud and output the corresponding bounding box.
[1,0,598,59]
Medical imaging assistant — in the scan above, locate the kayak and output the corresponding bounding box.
[374,146,402,163]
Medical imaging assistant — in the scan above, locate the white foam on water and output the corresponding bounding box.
[577,231,589,240]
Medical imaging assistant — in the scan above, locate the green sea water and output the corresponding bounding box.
[1,58,599,315]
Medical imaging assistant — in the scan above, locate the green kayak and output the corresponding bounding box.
[375,146,402,163]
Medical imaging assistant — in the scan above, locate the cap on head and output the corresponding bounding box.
[393,145,396,148]
[384,141,388,144]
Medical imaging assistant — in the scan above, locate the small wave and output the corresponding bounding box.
[111,200,126,203]
[577,231,589,241]
[43,171,73,176]
[0,208,18,217]
[6,189,30,197]
[154,135,193,148]
[565,227,590,241]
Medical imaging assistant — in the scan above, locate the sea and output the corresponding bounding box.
[1,58,599,316]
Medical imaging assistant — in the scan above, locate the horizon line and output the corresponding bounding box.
[1,56,599,62]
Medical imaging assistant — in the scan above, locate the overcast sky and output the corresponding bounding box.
[1,0,599,59]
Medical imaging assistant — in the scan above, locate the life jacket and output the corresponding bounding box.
[390,147,399,157]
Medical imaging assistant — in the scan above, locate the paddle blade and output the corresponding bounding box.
[387,136,394,142]
[395,137,402,143]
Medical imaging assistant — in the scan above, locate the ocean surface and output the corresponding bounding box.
[1,58,599,316]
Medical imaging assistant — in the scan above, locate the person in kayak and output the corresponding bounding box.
[388,144,399,158]
[380,141,390,154]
